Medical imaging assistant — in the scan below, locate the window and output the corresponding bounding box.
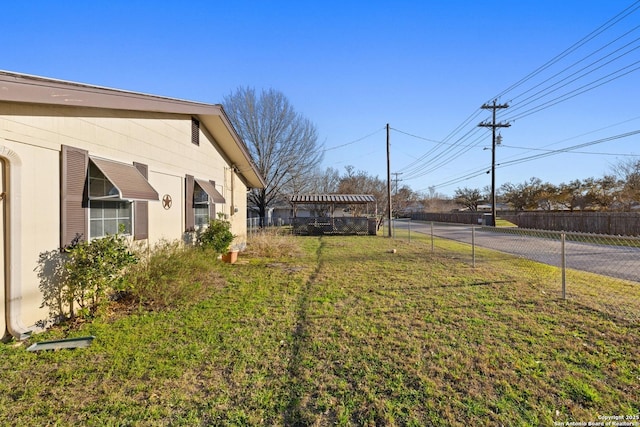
[194,182,210,227]
[88,162,132,238]
[90,200,132,237]
[185,175,226,231]
[61,145,159,247]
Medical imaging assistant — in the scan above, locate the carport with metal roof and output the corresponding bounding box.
[289,194,377,235]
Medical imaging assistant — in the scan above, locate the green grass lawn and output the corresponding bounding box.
[0,234,638,426]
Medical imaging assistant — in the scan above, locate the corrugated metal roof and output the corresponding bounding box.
[290,194,376,204]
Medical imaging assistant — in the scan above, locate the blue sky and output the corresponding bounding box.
[3,1,639,197]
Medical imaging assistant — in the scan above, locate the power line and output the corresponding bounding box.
[419,2,640,185]
[425,129,640,191]
[498,129,640,167]
[399,3,640,186]
[507,59,640,122]
[390,128,442,144]
[500,144,640,157]
[491,0,640,102]
[321,127,385,153]
[507,25,640,106]
[402,131,486,180]
[505,36,640,118]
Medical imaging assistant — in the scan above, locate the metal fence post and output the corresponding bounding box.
[431,221,434,253]
[561,232,566,300]
[408,217,411,242]
[472,224,476,268]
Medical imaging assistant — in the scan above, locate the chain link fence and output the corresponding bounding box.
[392,219,640,323]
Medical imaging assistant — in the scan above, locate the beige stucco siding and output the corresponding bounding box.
[147,170,184,243]
[0,139,60,329]
[0,102,250,331]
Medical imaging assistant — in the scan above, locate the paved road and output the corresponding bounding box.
[392,220,640,283]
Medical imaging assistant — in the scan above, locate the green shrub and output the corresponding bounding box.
[196,218,235,254]
[63,232,138,318]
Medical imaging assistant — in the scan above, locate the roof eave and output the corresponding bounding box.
[0,70,265,189]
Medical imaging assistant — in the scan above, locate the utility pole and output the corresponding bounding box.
[479,100,510,227]
[391,172,403,222]
[391,172,403,195]
[386,123,392,237]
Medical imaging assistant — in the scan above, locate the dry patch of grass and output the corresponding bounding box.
[125,240,227,311]
[245,229,302,259]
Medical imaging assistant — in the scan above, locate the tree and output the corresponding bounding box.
[611,159,640,211]
[500,177,544,211]
[454,187,484,211]
[338,166,387,217]
[584,175,619,210]
[394,185,419,215]
[422,186,455,212]
[223,87,323,223]
[555,179,586,211]
[536,182,558,211]
[312,167,341,194]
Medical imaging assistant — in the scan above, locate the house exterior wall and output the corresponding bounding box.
[0,101,250,333]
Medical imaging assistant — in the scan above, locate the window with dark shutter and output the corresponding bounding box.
[61,145,89,248]
[88,158,158,239]
[62,146,159,244]
[191,117,200,146]
[209,180,218,219]
[185,174,195,231]
[187,176,226,232]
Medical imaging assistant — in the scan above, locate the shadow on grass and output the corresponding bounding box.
[283,238,325,425]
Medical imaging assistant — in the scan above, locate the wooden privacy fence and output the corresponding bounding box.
[410,212,490,225]
[502,212,640,236]
[411,211,640,236]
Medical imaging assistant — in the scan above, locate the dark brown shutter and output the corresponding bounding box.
[209,180,217,220]
[185,174,195,231]
[61,145,88,247]
[133,162,149,240]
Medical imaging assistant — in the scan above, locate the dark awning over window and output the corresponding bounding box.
[90,157,159,201]
[195,179,226,204]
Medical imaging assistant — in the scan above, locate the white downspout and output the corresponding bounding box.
[1,146,34,339]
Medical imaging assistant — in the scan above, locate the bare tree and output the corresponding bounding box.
[223,87,323,223]
[611,159,640,211]
[422,186,454,212]
[308,167,341,194]
[338,166,387,217]
[394,185,419,216]
[289,167,342,216]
